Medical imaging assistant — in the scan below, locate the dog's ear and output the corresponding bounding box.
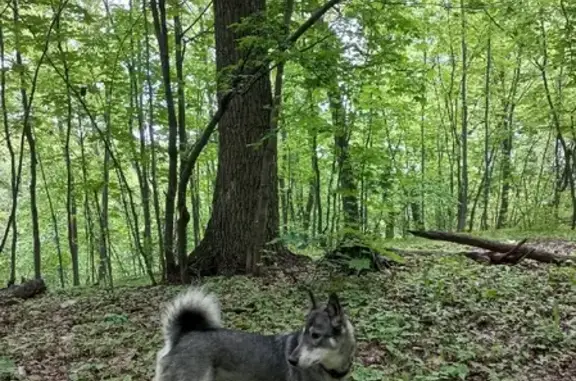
[326,293,343,327]
[306,289,318,310]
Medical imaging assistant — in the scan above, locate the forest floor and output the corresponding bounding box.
[1,232,576,381]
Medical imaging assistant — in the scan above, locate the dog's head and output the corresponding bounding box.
[288,291,355,370]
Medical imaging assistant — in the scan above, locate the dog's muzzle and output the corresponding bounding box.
[288,356,298,366]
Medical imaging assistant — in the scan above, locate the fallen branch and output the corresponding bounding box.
[408,230,572,265]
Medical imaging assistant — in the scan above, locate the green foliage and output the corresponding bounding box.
[0,0,575,313]
[0,357,16,379]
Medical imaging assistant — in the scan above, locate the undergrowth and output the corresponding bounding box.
[1,236,576,381]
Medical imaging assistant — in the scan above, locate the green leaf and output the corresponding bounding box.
[347,258,372,272]
[0,357,16,376]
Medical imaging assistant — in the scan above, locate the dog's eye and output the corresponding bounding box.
[311,332,321,340]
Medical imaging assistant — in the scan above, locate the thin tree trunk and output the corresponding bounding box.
[174,4,190,283]
[303,182,314,234]
[134,4,154,283]
[496,49,522,229]
[273,0,294,238]
[143,0,164,278]
[325,154,337,236]
[481,30,492,230]
[0,21,18,286]
[125,48,157,284]
[13,0,42,279]
[115,166,145,276]
[312,126,322,236]
[191,171,201,246]
[496,125,513,229]
[329,86,359,234]
[419,50,427,230]
[54,14,80,286]
[98,129,111,284]
[94,189,113,286]
[150,0,179,281]
[457,0,469,231]
[38,153,65,287]
[279,134,289,234]
[79,123,97,285]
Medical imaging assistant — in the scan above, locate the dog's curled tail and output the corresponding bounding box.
[161,287,221,351]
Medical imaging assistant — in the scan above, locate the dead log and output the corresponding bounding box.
[408,230,572,265]
[0,278,46,302]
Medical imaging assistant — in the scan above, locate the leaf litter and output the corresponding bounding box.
[0,238,575,381]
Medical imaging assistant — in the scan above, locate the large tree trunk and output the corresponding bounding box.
[189,0,276,276]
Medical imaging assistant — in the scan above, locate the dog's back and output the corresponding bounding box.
[158,329,297,381]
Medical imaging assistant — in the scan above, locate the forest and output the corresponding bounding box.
[0,0,576,380]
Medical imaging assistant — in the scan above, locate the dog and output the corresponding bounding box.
[153,287,356,381]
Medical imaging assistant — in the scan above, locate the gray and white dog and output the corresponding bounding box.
[154,286,356,381]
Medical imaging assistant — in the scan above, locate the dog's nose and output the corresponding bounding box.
[288,357,298,366]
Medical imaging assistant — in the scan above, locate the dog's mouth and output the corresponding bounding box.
[288,356,319,368]
[291,358,321,369]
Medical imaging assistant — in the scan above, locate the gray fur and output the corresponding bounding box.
[154,287,356,381]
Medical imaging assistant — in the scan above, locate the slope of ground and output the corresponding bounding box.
[1,236,575,381]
